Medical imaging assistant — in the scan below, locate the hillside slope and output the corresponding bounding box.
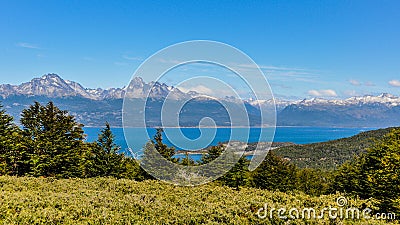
[273,127,398,169]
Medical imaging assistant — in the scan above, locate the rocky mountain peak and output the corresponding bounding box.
[0,74,200,101]
[1,74,400,109]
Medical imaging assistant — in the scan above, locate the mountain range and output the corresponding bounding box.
[0,74,193,100]
[1,73,400,127]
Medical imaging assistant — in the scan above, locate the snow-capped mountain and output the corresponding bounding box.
[1,73,400,127]
[124,77,196,100]
[0,74,112,99]
[343,93,400,107]
[247,98,293,112]
[3,74,399,108]
[277,93,400,127]
[248,93,400,109]
[0,74,197,100]
[291,93,400,107]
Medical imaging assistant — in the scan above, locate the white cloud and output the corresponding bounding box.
[349,79,360,86]
[237,64,307,72]
[307,89,337,97]
[389,80,400,87]
[179,85,214,95]
[17,42,40,49]
[114,62,129,66]
[179,84,245,98]
[237,64,323,84]
[364,81,375,86]
[157,58,185,64]
[348,79,375,86]
[122,55,143,61]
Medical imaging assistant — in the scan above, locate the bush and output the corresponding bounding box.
[0,176,393,225]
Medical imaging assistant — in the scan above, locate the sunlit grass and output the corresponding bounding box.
[0,176,397,224]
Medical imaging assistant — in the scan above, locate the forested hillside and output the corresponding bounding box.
[273,127,396,169]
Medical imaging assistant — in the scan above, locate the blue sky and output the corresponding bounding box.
[0,0,399,99]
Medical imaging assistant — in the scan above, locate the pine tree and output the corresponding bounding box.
[251,151,297,192]
[95,122,125,177]
[97,122,120,155]
[181,152,195,166]
[152,128,177,162]
[139,129,178,181]
[200,144,226,181]
[201,144,249,189]
[221,156,249,190]
[81,142,104,177]
[201,144,224,164]
[20,101,85,178]
[0,103,28,176]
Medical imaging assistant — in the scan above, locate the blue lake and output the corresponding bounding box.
[83,127,375,161]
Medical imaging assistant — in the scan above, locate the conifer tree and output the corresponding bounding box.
[152,128,177,162]
[221,156,249,190]
[20,101,85,178]
[296,168,329,196]
[200,144,226,180]
[97,122,120,155]
[181,152,195,166]
[0,104,28,176]
[201,144,249,189]
[95,122,125,177]
[201,144,224,164]
[251,151,297,192]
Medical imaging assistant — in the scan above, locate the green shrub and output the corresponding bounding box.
[0,176,395,225]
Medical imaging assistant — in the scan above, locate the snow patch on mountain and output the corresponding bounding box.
[1,74,399,110]
[0,74,199,100]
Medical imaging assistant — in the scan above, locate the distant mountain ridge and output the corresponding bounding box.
[2,73,400,106]
[0,74,196,100]
[1,74,400,127]
[277,94,400,127]
[0,74,124,99]
[249,93,400,110]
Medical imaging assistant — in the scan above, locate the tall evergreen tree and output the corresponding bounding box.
[251,151,297,192]
[152,128,177,162]
[181,152,195,166]
[97,122,120,155]
[221,156,249,190]
[20,101,85,178]
[94,122,125,177]
[201,144,249,189]
[0,104,29,176]
[201,144,224,164]
[200,144,226,181]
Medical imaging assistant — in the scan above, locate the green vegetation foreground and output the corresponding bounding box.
[0,176,396,225]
